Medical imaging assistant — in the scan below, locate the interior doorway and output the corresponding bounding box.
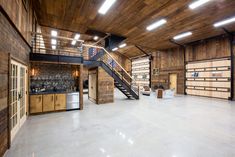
[10,60,28,141]
[169,74,177,94]
[88,70,97,103]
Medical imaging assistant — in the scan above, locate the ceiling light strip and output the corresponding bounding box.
[119,43,127,48]
[214,16,235,27]
[112,47,118,51]
[98,0,116,15]
[173,32,192,40]
[189,0,212,9]
[146,19,167,31]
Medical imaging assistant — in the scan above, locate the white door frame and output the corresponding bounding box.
[10,59,28,141]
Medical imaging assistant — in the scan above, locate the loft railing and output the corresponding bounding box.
[83,44,139,96]
[31,32,84,56]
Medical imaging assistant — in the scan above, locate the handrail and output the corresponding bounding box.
[32,32,85,43]
[83,44,132,80]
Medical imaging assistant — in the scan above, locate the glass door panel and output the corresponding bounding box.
[10,60,27,141]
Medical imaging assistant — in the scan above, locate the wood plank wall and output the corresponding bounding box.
[88,68,114,104]
[185,36,233,99]
[151,47,185,94]
[88,68,97,103]
[151,35,233,97]
[0,1,33,156]
[97,67,114,104]
[185,58,231,99]
[185,36,230,61]
[0,0,34,44]
[111,53,131,73]
[233,35,235,100]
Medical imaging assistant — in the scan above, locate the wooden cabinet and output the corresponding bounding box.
[30,93,67,114]
[54,94,66,110]
[42,94,54,112]
[30,95,43,113]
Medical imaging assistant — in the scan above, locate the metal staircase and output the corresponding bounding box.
[83,44,139,99]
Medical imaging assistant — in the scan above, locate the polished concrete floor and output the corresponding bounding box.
[5,90,235,157]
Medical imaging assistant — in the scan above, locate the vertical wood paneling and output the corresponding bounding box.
[151,47,185,94]
[186,36,230,62]
[97,67,114,104]
[79,65,83,110]
[233,35,235,100]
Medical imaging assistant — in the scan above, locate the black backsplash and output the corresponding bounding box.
[30,63,78,92]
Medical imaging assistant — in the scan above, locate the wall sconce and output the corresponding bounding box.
[31,68,36,76]
[75,70,79,77]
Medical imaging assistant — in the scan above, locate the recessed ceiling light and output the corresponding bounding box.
[119,43,127,48]
[189,0,212,9]
[74,34,80,40]
[71,40,76,45]
[51,39,57,45]
[51,30,57,37]
[146,19,167,31]
[93,36,99,41]
[52,45,56,50]
[213,16,235,27]
[98,0,116,15]
[112,47,118,51]
[173,32,192,40]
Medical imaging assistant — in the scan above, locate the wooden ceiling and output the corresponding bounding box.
[34,0,235,57]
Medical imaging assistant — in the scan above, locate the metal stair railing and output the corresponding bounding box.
[83,44,139,98]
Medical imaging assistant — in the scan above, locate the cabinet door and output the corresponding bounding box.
[55,94,66,110]
[43,94,54,112]
[30,95,42,114]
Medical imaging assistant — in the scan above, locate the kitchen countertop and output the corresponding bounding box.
[30,91,79,95]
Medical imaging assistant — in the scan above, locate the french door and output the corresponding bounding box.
[10,60,28,141]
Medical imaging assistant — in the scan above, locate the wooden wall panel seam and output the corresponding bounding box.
[0,6,31,48]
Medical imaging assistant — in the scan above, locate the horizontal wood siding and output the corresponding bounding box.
[0,1,32,155]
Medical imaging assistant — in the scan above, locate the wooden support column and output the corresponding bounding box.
[79,65,83,110]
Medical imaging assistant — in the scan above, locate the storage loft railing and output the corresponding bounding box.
[31,32,84,57]
[83,44,140,97]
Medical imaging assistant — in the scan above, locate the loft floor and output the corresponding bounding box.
[5,90,235,157]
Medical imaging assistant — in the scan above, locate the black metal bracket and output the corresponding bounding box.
[169,39,186,48]
[222,28,234,37]
[135,45,151,57]
[134,45,153,88]
[222,28,234,100]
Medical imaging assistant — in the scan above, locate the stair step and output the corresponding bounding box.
[128,97,135,100]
